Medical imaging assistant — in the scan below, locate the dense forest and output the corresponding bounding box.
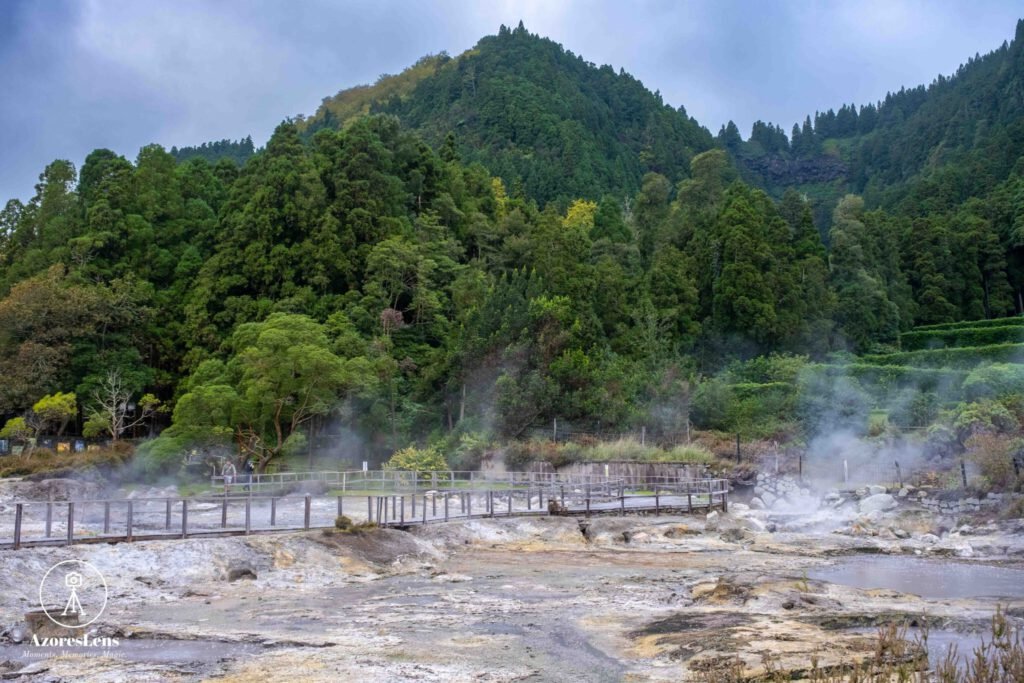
[1,21,1023,474]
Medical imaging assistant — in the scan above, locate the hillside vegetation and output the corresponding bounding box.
[0,21,1023,475]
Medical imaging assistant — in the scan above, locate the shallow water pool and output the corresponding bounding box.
[807,555,1024,599]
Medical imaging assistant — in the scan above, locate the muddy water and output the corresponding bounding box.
[807,555,1024,599]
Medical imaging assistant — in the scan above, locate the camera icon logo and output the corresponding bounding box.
[39,560,108,629]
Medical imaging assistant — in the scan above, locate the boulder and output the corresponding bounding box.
[705,511,720,532]
[749,497,766,510]
[742,517,766,533]
[867,485,887,496]
[761,491,777,507]
[919,533,940,545]
[858,493,897,515]
[897,488,910,498]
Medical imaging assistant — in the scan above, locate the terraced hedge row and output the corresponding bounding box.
[909,316,1024,332]
[899,325,1024,351]
[815,363,969,389]
[862,343,1024,368]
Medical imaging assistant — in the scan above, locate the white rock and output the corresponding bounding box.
[761,492,777,507]
[705,511,720,531]
[749,497,766,510]
[859,493,897,515]
[743,517,767,532]
[919,533,940,545]
[868,485,887,496]
[897,488,909,498]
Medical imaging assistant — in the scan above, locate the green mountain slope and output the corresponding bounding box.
[303,22,714,204]
[733,19,1024,219]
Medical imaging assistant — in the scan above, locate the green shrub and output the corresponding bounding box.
[910,316,1024,332]
[900,325,1024,351]
[862,344,1024,369]
[384,445,448,472]
[952,400,1020,441]
[889,390,942,428]
[963,363,1024,401]
[448,431,492,470]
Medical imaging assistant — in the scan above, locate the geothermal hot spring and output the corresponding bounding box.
[0,471,1022,681]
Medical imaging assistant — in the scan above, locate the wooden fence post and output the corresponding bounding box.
[45,497,52,538]
[337,496,343,519]
[270,497,277,526]
[127,501,134,542]
[103,502,111,535]
[304,495,311,530]
[181,500,188,539]
[165,498,172,530]
[245,498,251,535]
[444,494,449,522]
[66,502,75,546]
[13,503,22,550]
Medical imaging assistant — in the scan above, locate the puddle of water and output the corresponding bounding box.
[807,556,1024,599]
[852,627,986,672]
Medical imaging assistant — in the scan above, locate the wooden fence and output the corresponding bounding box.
[0,479,728,550]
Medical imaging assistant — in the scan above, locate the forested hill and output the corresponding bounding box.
[731,19,1024,222]
[0,21,1023,471]
[303,21,714,204]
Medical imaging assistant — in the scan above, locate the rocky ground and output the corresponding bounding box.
[0,478,1023,681]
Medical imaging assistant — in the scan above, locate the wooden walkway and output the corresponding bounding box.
[0,480,728,550]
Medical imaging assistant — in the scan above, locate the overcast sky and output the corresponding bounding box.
[1,0,1020,203]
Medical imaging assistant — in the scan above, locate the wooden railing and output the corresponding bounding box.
[0,478,729,550]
